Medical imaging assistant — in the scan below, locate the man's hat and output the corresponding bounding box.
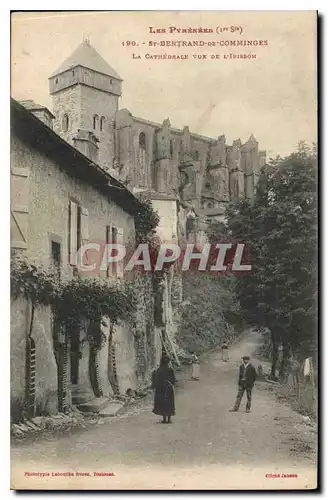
[242,355,250,360]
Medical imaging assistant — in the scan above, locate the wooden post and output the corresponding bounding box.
[309,357,316,413]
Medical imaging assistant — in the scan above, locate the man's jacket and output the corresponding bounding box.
[238,363,257,387]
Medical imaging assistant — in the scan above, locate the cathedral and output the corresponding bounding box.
[11,39,268,418]
[33,39,266,225]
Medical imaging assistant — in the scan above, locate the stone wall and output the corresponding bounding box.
[11,134,134,271]
[151,197,178,242]
[10,297,58,417]
[52,85,83,146]
[132,274,160,388]
[115,113,266,212]
[11,132,137,414]
[51,81,119,172]
[113,322,138,394]
[79,85,118,172]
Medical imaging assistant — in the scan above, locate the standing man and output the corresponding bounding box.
[230,355,257,413]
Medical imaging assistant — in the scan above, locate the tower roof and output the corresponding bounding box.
[247,133,258,143]
[51,40,122,80]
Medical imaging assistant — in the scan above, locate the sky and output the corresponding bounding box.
[11,11,317,158]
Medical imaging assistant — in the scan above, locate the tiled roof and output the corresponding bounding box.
[19,100,55,118]
[51,40,122,80]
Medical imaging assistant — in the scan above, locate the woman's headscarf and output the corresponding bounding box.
[160,354,170,366]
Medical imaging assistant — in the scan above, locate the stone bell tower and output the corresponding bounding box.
[49,39,123,172]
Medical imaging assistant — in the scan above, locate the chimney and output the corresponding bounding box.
[19,100,55,129]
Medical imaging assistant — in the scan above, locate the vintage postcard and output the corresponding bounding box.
[10,10,318,490]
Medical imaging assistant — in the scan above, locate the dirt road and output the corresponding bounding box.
[11,331,317,490]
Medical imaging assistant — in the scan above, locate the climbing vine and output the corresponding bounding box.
[11,253,58,338]
[55,276,136,347]
[11,255,140,400]
[11,254,136,348]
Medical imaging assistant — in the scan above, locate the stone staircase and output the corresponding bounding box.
[71,385,123,417]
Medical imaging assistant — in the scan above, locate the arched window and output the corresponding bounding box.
[170,140,174,159]
[93,114,99,130]
[100,116,106,132]
[62,114,69,132]
[194,150,199,160]
[138,132,147,182]
[139,132,146,150]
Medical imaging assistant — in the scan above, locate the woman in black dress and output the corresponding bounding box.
[152,354,176,423]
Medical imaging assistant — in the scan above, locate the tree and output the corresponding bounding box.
[134,194,160,244]
[226,142,317,379]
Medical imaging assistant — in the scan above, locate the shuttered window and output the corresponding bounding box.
[10,167,29,249]
[68,201,78,266]
[116,228,124,278]
[106,225,124,278]
[106,225,111,278]
[111,227,118,277]
[80,207,89,244]
[69,202,89,267]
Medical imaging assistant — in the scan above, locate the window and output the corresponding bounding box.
[68,201,81,266]
[194,150,199,160]
[69,203,89,268]
[93,114,99,130]
[100,116,106,132]
[106,225,118,277]
[139,132,147,173]
[62,114,69,132]
[72,70,75,77]
[170,140,174,159]
[111,227,118,277]
[51,240,61,277]
[105,225,124,278]
[51,240,61,265]
[139,132,146,150]
[110,78,112,84]
[106,226,110,278]
[55,78,58,84]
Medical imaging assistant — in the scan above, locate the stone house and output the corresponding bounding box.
[10,98,162,419]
